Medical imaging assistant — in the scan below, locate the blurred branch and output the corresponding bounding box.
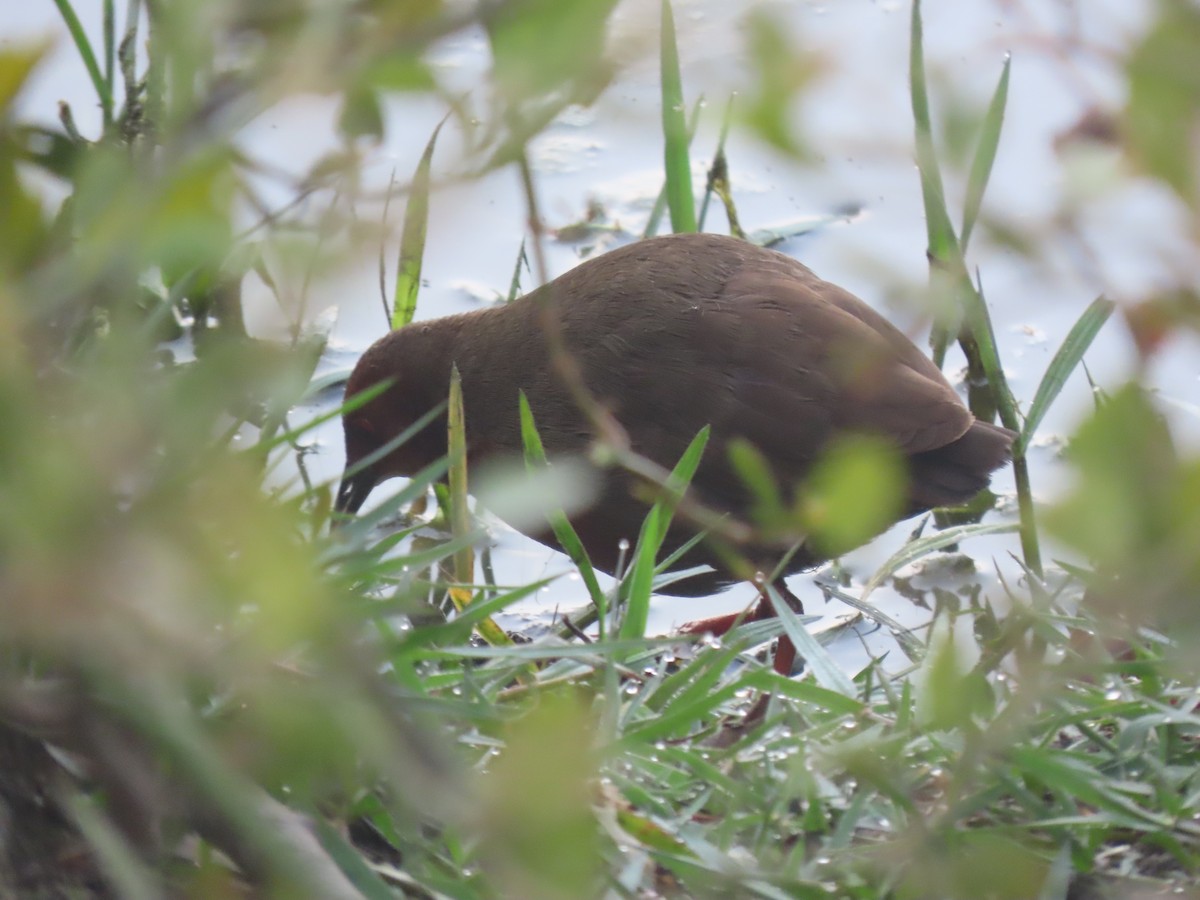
[0,677,364,898]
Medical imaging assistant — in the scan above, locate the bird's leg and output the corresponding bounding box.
[677,608,756,640]
[679,581,804,676]
[762,581,804,677]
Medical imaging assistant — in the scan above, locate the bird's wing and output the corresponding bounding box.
[577,268,974,502]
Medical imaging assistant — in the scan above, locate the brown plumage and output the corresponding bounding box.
[336,233,1014,671]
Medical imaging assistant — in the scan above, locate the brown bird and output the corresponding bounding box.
[335,233,1014,674]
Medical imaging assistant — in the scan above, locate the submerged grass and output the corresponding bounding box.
[2,0,1198,898]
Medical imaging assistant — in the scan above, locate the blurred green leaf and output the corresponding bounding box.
[1126,0,1200,205]
[895,831,1051,900]
[486,0,618,104]
[1047,385,1178,565]
[0,144,50,276]
[913,612,986,729]
[339,85,385,141]
[0,43,49,111]
[360,52,436,93]
[741,9,820,157]
[727,437,788,529]
[801,435,905,559]
[480,689,601,900]
[1046,384,1200,631]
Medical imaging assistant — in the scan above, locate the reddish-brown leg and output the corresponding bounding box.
[679,588,801,676]
[772,634,797,676]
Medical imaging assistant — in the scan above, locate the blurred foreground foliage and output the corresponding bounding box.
[0,0,1199,898]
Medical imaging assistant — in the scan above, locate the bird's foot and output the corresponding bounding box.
[677,610,753,638]
[678,604,798,677]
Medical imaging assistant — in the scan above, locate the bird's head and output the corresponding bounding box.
[334,328,452,517]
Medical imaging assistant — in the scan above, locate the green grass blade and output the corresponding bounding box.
[66,793,161,900]
[960,274,1019,430]
[445,369,513,649]
[1017,296,1115,455]
[644,97,703,239]
[311,819,399,900]
[817,581,924,662]
[335,400,445,487]
[860,520,1019,602]
[959,273,1042,576]
[332,457,450,542]
[910,0,965,366]
[766,583,856,696]
[641,641,745,715]
[660,0,696,234]
[446,365,474,606]
[52,0,114,128]
[909,0,960,268]
[392,114,448,330]
[330,529,475,580]
[651,425,709,546]
[961,55,1010,251]
[402,578,556,649]
[620,426,710,641]
[518,392,607,622]
[619,507,661,640]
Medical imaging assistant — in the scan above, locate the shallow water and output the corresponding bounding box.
[9,0,1199,674]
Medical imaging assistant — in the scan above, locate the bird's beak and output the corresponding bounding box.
[333,467,378,524]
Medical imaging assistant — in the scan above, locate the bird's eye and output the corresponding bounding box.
[346,415,377,437]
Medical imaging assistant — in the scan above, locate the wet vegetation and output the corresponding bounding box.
[1,0,1199,897]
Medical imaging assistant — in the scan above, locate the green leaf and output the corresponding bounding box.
[913,612,986,729]
[518,392,607,620]
[660,0,696,234]
[620,506,661,640]
[644,96,703,239]
[487,0,618,103]
[447,365,474,598]
[766,584,856,697]
[0,43,49,112]
[1044,385,1190,576]
[727,438,787,529]
[1017,296,1115,455]
[51,0,113,127]
[339,86,385,141]
[620,426,711,641]
[1125,0,1200,205]
[961,55,1010,251]
[909,0,961,270]
[801,435,906,559]
[392,115,448,330]
[741,9,820,158]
